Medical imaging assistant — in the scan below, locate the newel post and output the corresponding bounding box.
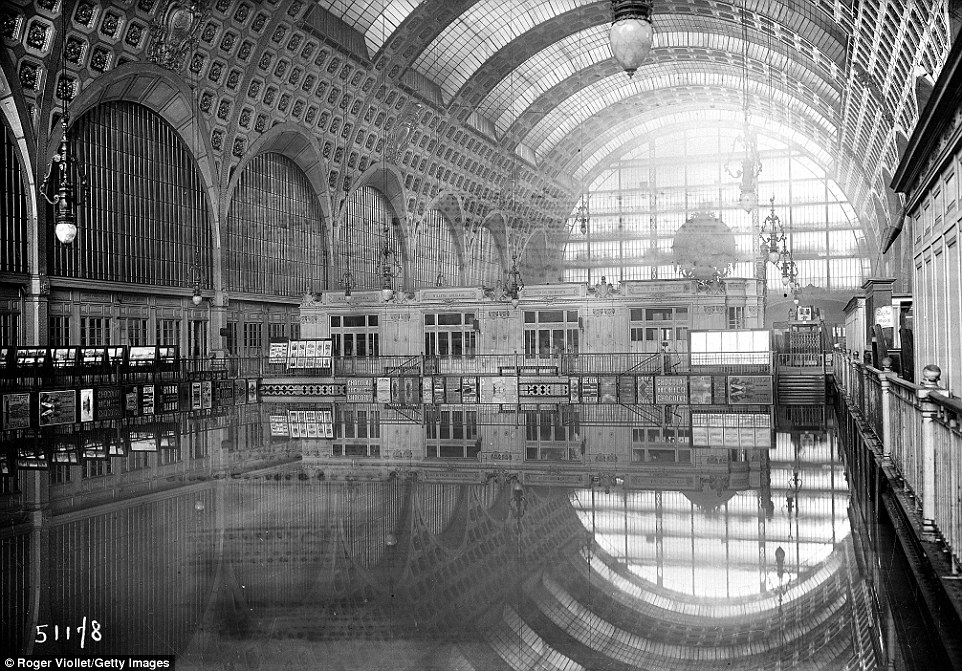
[879,356,893,458]
[918,364,943,533]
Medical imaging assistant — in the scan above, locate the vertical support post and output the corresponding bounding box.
[918,364,943,533]
[880,356,893,458]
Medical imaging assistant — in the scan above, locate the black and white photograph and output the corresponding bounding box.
[1,1,960,670]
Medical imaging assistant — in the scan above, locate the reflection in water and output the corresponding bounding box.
[1,403,879,669]
[572,430,849,599]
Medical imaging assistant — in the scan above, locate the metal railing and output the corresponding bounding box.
[834,349,961,573]
[265,351,775,379]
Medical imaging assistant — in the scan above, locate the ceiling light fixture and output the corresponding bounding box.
[609,0,655,78]
[42,13,86,245]
[505,254,524,308]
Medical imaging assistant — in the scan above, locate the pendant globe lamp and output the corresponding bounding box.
[609,0,655,77]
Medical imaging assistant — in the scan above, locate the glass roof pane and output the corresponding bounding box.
[412,0,594,100]
[527,71,834,159]
[323,0,426,55]
[575,110,834,182]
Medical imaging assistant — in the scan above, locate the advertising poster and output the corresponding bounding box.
[636,377,655,404]
[269,415,289,437]
[316,340,333,369]
[728,375,775,405]
[1,393,32,430]
[191,382,203,410]
[128,430,157,452]
[295,341,308,368]
[108,428,126,456]
[569,377,581,403]
[479,376,518,404]
[81,347,106,368]
[124,386,140,416]
[318,409,334,438]
[80,388,94,422]
[599,377,618,404]
[158,346,179,367]
[581,377,599,403]
[202,381,213,409]
[95,387,123,419]
[82,431,109,459]
[51,347,78,369]
[348,378,374,402]
[268,341,288,365]
[234,379,248,405]
[141,385,156,415]
[16,348,47,367]
[247,379,258,403]
[305,341,318,364]
[421,376,434,404]
[305,411,319,438]
[462,377,478,403]
[376,377,392,403]
[160,384,180,412]
[689,376,713,405]
[38,390,77,427]
[215,380,234,407]
[51,435,79,463]
[443,378,461,404]
[128,346,157,368]
[159,427,178,451]
[106,346,126,367]
[655,376,689,404]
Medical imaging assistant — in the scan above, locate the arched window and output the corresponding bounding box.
[52,102,212,288]
[562,127,869,290]
[226,152,327,296]
[412,210,459,287]
[338,186,404,290]
[474,224,504,286]
[0,121,27,275]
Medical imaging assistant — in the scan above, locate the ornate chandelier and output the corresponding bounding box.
[42,14,86,245]
[759,197,799,292]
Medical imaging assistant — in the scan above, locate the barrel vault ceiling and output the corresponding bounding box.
[1,0,955,263]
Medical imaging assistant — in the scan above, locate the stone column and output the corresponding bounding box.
[880,356,893,458]
[918,364,943,533]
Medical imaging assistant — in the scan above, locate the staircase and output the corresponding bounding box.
[776,367,826,404]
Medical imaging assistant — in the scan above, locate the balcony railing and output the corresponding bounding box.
[833,349,961,574]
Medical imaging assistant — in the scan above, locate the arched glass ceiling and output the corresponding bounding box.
[323,0,427,56]
[482,25,610,134]
[529,73,834,159]
[562,126,868,289]
[412,0,595,100]
[413,0,847,104]
[569,110,835,182]
[482,28,839,137]
[569,431,850,600]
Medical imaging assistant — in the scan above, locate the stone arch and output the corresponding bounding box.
[60,64,222,288]
[417,190,467,285]
[343,163,412,286]
[345,162,410,232]
[226,122,334,233]
[0,50,38,269]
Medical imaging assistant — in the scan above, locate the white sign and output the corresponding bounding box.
[874,305,894,328]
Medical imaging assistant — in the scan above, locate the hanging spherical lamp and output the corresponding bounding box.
[609,0,655,77]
